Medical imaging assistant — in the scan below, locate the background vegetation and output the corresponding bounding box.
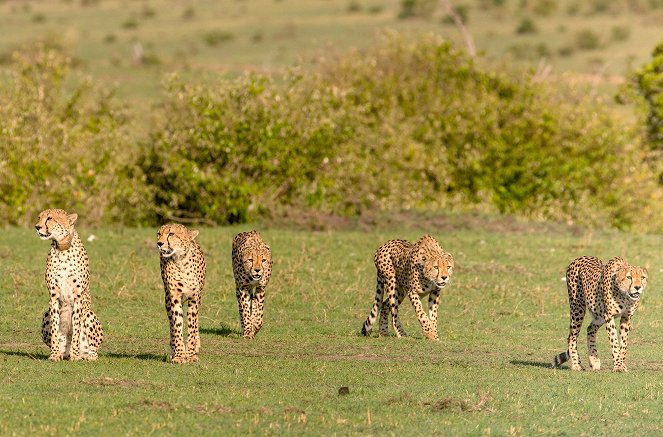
[1,0,663,230]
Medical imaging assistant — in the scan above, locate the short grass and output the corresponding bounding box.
[1,218,663,435]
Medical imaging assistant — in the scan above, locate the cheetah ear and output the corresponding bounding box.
[189,229,199,240]
[67,213,78,225]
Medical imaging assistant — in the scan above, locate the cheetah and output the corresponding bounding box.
[361,235,454,340]
[232,231,272,339]
[553,256,648,372]
[35,209,103,361]
[157,224,206,363]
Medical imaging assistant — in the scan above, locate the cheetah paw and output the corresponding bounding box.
[171,355,188,364]
[48,353,63,362]
[188,354,199,363]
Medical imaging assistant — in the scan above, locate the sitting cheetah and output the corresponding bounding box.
[361,235,454,340]
[553,256,648,372]
[35,209,103,361]
[157,224,206,363]
[232,231,272,339]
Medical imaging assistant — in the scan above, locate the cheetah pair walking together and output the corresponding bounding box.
[35,209,271,364]
[156,223,271,363]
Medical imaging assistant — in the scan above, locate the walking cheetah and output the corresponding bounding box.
[232,231,272,339]
[157,224,206,363]
[553,256,648,372]
[361,235,454,340]
[35,209,103,361]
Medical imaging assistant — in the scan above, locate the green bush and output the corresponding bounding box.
[634,41,663,150]
[0,42,131,226]
[515,17,537,35]
[575,29,601,50]
[133,34,658,229]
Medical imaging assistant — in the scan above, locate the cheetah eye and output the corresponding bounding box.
[627,275,632,280]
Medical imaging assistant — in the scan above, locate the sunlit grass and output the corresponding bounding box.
[1,220,662,434]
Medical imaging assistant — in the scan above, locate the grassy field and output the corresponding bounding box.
[1,217,663,435]
[1,0,662,108]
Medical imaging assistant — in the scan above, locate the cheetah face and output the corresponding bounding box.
[35,209,77,242]
[243,249,270,283]
[420,253,454,289]
[617,265,648,301]
[157,224,199,259]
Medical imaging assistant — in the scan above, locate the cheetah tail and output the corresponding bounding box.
[552,351,569,369]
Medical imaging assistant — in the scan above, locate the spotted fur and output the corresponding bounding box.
[157,224,206,363]
[232,231,272,339]
[36,209,103,361]
[361,235,454,340]
[553,256,648,372]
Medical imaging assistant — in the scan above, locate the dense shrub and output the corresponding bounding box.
[634,41,663,151]
[134,34,659,229]
[0,42,131,226]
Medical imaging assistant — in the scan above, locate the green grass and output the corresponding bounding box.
[2,218,663,434]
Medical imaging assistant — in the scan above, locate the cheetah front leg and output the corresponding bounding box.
[428,289,441,328]
[251,286,266,336]
[604,317,625,372]
[409,290,437,340]
[46,290,63,361]
[166,294,187,363]
[186,293,201,362]
[614,316,632,372]
[69,285,83,361]
[237,286,254,339]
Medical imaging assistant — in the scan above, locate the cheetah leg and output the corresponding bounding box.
[166,294,187,363]
[186,293,201,362]
[604,317,625,372]
[69,286,82,361]
[391,290,408,337]
[587,317,604,371]
[82,310,103,361]
[47,289,63,361]
[408,288,436,340]
[252,286,266,336]
[362,274,385,336]
[41,309,50,346]
[237,287,254,339]
[385,276,407,337]
[427,289,441,339]
[614,316,632,372]
[567,303,585,371]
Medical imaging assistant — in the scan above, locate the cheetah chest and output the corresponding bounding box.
[48,251,83,308]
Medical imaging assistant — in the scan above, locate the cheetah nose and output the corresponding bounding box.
[634,285,641,291]
[35,225,41,230]
[157,241,164,247]
[440,276,448,281]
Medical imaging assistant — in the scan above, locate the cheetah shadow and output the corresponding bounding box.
[510,359,554,369]
[201,324,239,337]
[0,349,49,360]
[104,352,166,362]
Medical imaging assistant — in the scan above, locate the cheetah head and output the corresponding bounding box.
[35,209,78,243]
[416,235,454,289]
[156,224,199,259]
[616,264,648,301]
[242,246,271,283]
